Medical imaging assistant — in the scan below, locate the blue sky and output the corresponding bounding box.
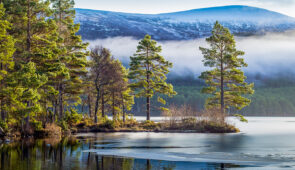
[74,0,295,17]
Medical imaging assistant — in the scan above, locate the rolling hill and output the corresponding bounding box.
[75,5,295,40]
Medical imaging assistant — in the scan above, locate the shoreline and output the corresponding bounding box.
[73,128,239,134]
[0,119,239,140]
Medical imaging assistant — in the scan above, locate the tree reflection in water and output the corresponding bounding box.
[0,136,239,170]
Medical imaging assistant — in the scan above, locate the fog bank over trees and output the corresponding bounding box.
[87,31,295,77]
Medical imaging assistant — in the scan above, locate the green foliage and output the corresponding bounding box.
[140,120,158,130]
[0,4,14,81]
[0,4,15,123]
[98,119,116,129]
[0,120,8,131]
[50,0,89,120]
[0,1,270,135]
[128,35,176,119]
[233,114,248,123]
[199,21,254,112]
[9,62,47,118]
[64,108,83,126]
[124,114,138,127]
[0,0,91,135]
[31,119,43,131]
[58,120,68,130]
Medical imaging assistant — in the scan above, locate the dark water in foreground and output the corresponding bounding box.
[1,117,295,170]
[0,136,249,170]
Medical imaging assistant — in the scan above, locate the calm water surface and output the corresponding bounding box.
[1,117,295,170]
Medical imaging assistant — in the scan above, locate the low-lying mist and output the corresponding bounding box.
[86,31,295,78]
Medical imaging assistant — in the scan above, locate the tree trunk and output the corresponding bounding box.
[112,91,115,120]
[220,53,225,115]
[123,107,125,123]
[101,93,105,117]
[53,100,58,122]
[59,84,63,120]
[122,95,125,123]
[145,46,151,121]
[25,101,30,133]
[146,97,150,121]
[44,103,48,126]
[88,95,92,117]
[81,102,84,113]
[26,0,31,60]
[0,100,4,121]
[25,0,31,126]
[146,70,151,121]
[94,90,99,123]
[0,63,4,121]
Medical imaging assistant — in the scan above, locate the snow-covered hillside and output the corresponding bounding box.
[75,5,295,40]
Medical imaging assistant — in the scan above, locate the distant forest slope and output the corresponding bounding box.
[129,76,295,117]
[171,86,295,116]
[74,76,295,116]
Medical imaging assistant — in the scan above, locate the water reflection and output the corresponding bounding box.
[0,136,243,170]
[1,117,294,169]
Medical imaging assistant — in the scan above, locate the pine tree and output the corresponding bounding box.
[0,3,15,120]
[128,35,176,121]
[199,21,254,114]
[4,0,61,125]
[119,64,134,123]
[51,0,88,120]
[8,62,47,132]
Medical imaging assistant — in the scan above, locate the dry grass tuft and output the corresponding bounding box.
[34,123,62,137]
[162,104,197,128]
[200,108,227,123]
[162,105,238,133]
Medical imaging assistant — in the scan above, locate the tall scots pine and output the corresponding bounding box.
[4,0,60,126]
[199,21,254,114]
[128,35,176,121]
[51,0,88,120]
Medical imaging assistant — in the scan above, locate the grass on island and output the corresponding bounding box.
[71,105,239,134]
[0,106,239,139]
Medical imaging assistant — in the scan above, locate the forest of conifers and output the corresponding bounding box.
[0,0,293,137]
[0,0,179,134]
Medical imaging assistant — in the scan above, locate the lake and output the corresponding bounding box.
[1,117,295,170]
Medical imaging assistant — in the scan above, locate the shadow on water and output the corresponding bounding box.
[0,136,249,170]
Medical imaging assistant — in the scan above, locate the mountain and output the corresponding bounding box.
[75,5,295,40]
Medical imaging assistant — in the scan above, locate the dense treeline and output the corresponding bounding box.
[0,0,131,134]
[0,0,258,137]
[0,0,90,134]
[0,0,178,136]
